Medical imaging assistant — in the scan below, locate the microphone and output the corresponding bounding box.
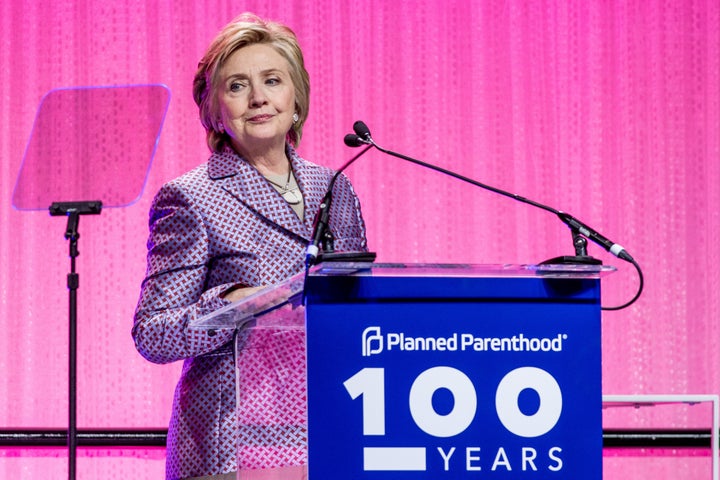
[556,212,633,262]
[350,120,635,264]
[353,121,372,142]
[344,133,368,147]
[305,192,332,266]
[304,141,373,267]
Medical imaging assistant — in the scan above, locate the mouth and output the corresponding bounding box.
[247,114,274,123]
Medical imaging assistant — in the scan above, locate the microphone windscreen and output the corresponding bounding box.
[344,134,365,147]
[353,121,371,139]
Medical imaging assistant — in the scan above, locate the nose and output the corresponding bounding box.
[248,82,268,108]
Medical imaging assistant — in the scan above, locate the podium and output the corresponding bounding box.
[190,262,614,479]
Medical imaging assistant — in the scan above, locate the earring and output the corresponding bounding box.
[292,112,299,123]
[218,121,225,133]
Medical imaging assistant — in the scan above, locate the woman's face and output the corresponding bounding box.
[217,43,296,158]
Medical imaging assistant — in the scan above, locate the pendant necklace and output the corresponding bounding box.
[264,169,302,205]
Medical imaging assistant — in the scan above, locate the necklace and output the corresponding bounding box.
[264,169,302,205]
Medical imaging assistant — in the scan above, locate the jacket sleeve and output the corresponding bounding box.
[132,181,236,364]
[329,172,368,253]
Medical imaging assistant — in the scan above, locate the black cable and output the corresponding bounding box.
[601,257,644,311]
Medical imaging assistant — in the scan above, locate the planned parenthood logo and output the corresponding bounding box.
[362,326,384,356]
[362,326,567,357]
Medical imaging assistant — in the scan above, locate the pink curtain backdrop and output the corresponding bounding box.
[1,0,718,478]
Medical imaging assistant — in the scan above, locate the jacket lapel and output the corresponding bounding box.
[289,148,330,234]
[207,146,326,241]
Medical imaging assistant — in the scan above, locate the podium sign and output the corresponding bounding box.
[305,264,604,479]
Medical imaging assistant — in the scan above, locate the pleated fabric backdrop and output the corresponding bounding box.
[0,0,718,478]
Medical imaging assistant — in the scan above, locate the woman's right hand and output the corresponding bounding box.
[221,285,267,303]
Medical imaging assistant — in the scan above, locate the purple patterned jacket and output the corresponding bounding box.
[132,145,367,479]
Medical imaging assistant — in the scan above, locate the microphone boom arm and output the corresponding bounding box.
[305,144,373,267]
[351,129,634,264]
[346,122,642,310]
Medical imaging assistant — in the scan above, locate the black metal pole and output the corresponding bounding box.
[66,212,80,480]
[49,201,102,480]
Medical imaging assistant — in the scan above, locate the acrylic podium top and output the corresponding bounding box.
[190,262,615,331]
[312,262,616,279]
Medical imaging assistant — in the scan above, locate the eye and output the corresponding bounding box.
[228,78,249,92]
[265,77,281,86]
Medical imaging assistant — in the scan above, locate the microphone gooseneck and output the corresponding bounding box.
[351,120,634,263]
[349,120,642,310]
[304,143,373,268]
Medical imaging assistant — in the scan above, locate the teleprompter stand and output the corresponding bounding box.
[49,201,102,480]
[12,84,170,480]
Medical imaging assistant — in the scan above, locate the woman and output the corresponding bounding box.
[132,13,368,480]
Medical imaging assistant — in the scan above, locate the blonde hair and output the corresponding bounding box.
[193,13,310,152]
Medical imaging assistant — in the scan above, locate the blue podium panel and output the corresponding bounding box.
[305,264,602,480]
